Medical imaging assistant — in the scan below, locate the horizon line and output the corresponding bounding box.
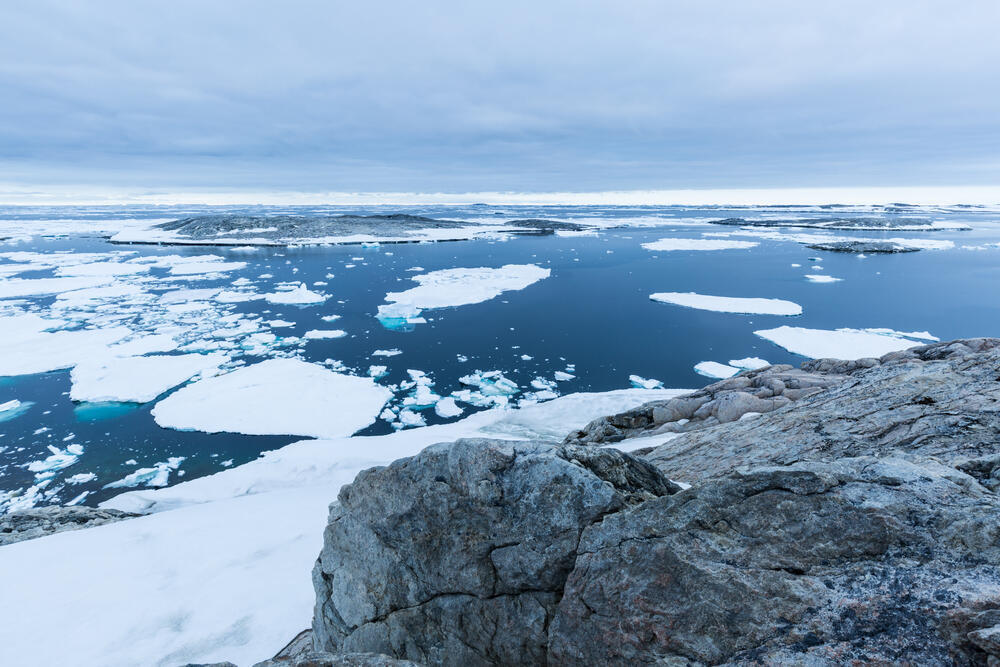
[1,184,999,207]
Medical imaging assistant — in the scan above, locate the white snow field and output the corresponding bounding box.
[0,388,689,667]
[754,326,938,359]
[70,353,229,403]
[649,292,802,316]
[376,264,550,325]
[641,238,758,251]
[151,358,393,438]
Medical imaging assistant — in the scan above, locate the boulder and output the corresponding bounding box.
[311,439,678,664]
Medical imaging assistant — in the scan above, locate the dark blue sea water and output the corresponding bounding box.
[2,203,999,510]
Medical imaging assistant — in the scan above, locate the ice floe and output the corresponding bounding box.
[804,274,842,283]
[629,375,664,389]
[303,329,347,340]
[728,357,771,370]
[70,353,228,403]
[263,283,327,305]
[103,457,186,489]
[151,359,392,438]
[755,326,937,359]
[0,316,131,376]
[649,292,802,316]
[694,361,741,379]
[641,238,758,251]
[376,264,549,328]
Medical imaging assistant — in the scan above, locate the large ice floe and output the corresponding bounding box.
[69,353,228,404]
[0,314,131,376]
[376,264,550,328]
[649,292,802,316]
[0,388,685,667]
[641,238,758,251]
[754,326,939,359]
[151,358,393,438]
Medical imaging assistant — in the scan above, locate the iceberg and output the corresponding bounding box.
[649,292,802,316]
[151,359,393,438]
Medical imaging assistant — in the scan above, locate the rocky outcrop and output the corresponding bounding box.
[310,338,1000,666]
[550,456,1000,664]
[709,216,956,230]
[0,505,139,546]
[642,338,1000,480]
[564,364,847,446]
[311,439,678,664]
[805,240,920,253]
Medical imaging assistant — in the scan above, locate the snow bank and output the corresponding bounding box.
[70,353,228,403]
[377,264,549,326]
[649,292,802,316]
[151,359,392,438]
[755,326,935,359]
[641,238,758,251]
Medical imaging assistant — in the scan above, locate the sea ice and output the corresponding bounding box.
[755,326,935,359]
[0,321,131,377]
[103,457,186,489]
[694,361,741,379]
[649,292,802,316]
[629,375,664,389]
[263,284,327,305]
[728,357,771,370]
[303,329,347,339]
[641,238,758,251]
[0,276,114,299]
[377,264,549,327]
[70,353,228,403]
[805,274,843,283]
[151,359,392,438]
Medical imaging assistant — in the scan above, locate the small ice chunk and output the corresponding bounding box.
[263,284,327,305]
[553,371,575,381]
[367,365,388,379]
[103,457,186,489]
[303,329,347,340]
[372,349,402,357]
[629,375,664,389]
[804,274,842,283]
[434,397,463,418]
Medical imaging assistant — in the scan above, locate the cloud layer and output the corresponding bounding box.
[2,0,998,192]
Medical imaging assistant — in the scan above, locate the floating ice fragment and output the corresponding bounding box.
[303,329,347,340]
[263,284,327,305]
[694,361,741,379]
[641,238,758,251]
[70,353,229,404]
[553,371,575,381]
[372,349,402,357]
[103,457,186,489]
[804,274,842,283]
[649,292,802,316]
[728,357,771,370]
[629,375,664,389]
[754,326,936,359]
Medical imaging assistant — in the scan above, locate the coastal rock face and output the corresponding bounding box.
[643,338,1000,480]
[550,456,1000,664]
[311,439,678,664]
[564,364,847,446]
[311,339,1000,665]
[0,505,138,546]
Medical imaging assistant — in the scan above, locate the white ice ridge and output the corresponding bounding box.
[641,238,758,251]
[755,326,938,360]
[376,264,550,326]
[70,353,228,403]
[649,292,802,316]
[151,358,393,438]
[694,361,741,379]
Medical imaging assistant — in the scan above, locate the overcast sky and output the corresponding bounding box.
[1,0,998,194]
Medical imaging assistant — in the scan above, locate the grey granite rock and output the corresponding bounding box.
[642,338,1000,481]
[0,505,140,546]
[564,364,844,447]
[311,438,678,664]
[548,457,1000,665]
